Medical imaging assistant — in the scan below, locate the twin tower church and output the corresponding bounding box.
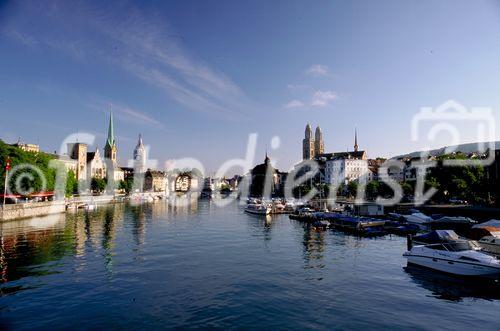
[302,123,361,161]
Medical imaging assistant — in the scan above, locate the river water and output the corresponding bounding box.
[1,199,499,330]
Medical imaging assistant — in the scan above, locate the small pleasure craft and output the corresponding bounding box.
[403,212,433,230]
[245,203,271,215]
[404,241,500,277]
[477,236,500,255]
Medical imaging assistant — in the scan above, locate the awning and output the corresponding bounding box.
[28,191,54,198]
[0,194,23,199]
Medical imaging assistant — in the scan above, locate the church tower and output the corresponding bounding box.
[354,128,359,152]
[314,126,324,156]
[134,134,146,174]
[302,123,315,160]
[104,112,118,165]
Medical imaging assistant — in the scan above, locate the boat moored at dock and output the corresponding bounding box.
[477,236,500,255]
[244,204,271,215]
[404,241,500,277]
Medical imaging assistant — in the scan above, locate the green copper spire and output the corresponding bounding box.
[106,111,115,147]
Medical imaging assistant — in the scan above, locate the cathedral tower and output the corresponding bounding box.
[302,123,315,160]
[134,134,147,174]
[314,126,324,156]
[104,112,118,164]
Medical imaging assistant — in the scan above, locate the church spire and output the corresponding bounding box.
[104,109,118,164]
[354,127,359,152]
[106,111,115,147]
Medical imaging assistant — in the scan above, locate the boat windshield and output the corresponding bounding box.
[442,242,474,252]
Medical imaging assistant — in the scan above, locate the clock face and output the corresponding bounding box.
[175,175,191,192]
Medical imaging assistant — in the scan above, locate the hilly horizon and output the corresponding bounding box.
[393,141,500,159]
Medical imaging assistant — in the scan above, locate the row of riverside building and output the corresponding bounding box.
[57,113,147,185]
[247,123,379,197]
[247,123,500,204]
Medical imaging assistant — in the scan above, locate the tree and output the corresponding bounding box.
[66,170,78,197]
[401,182,414,197]
[424,153,488,204]
[119,178,134,194]
[347,181,358,199]
[91,177,107,193]
[366,181,380,200]
[0,139,56,195]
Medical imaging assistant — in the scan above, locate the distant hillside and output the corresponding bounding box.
[392,141,500,159]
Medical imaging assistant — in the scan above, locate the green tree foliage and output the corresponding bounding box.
[347,181,358,198]
[366,181,380,200]
[0,140,56,195]
[66,170,78,197]
[119,178,134,194]
[425,153,488,204]
[91,177,107,193]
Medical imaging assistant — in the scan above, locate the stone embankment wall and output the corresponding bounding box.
[0,201,66,222]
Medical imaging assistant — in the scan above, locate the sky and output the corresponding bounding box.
[1,0,500,174]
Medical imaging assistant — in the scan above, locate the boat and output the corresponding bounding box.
[412,230,460,245]
[245,204,271,215]
[271,202,286,214]
[477,235,500,255]
[311,220,330,230]
[289,211,316,222]
[470,219,500,240]
[85,203,97,211]
[403,241,500,277]
[384,220,420,236]
[329,216,386,237]
[426,216,477,235]
[403,212,433,230]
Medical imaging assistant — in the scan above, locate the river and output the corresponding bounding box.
[1,199,499,330]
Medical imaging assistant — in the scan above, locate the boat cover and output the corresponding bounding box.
[472,219,500,229]
[413,230,459,244]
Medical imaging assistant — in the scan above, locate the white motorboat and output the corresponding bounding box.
[478,236,500,255]
[284,202,295,212]
[403,212,433,230]
[404,241,500,277]
[245,204,271,215]
[85,203,97,211]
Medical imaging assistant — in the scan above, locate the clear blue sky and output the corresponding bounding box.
[1,0,500,173]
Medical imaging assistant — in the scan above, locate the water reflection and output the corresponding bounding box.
[0,201,198,296]
[0,214,71,293]
[404,265,500,301]
[302,225,326,275]
[245,214,276,243]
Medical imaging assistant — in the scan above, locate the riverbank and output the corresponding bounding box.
[0,201,66,222]
[0,192,171,222]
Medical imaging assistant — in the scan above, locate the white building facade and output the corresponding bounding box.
[325,157,369,185]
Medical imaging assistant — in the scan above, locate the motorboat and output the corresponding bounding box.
[384,220,420,236]
[245,203,271,215]
[271,202,286,213]
[329,216,386,237]
[477,235,500,255]
[289,210,316,222]
[426,216,477,235]
[404,241,500,277]
[85,203,97,211]
[403,212,433,230]
[470,219,500,239]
